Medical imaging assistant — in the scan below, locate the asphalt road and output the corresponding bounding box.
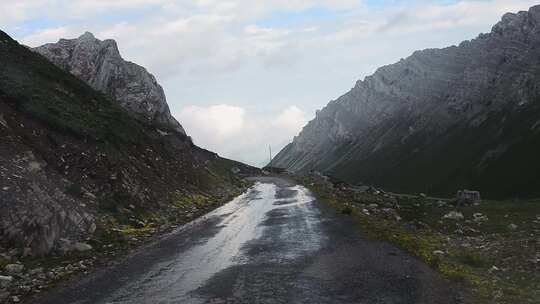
[37,176,469,304]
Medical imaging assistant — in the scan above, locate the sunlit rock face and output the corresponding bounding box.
[34,32,185,134]
[272,5,540,198]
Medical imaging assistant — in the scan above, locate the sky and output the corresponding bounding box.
[1,0,538,166]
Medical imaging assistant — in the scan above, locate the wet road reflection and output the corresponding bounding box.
[103,181,320,303]
[38,177,467,304]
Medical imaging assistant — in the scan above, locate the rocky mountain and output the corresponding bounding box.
[33,32,185,134]
[0,30,256,258]
[271,5,540,199]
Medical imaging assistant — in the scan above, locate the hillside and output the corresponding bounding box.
[271,5,540,199]
[33,32,184,134]
[0,29,256,260]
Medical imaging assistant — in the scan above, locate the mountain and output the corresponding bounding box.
[271,5,540,199]
[0,30,256,257]
[33,32,185,134]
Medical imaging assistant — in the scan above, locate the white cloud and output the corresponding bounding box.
[20,26,79,46]
[175,104,307,166]
[273,106,308,132]
[178,104,245,141]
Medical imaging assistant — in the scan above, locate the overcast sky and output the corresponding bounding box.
[1,0,538,166]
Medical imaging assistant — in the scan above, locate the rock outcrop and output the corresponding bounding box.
[34,32,185,134]
[271,5,540,198]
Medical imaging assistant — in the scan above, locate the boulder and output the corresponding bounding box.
[0,275,13,288]
[432,250,445,256]
[4,264,24,274]
[74,242,93,252]
[456,190,481,206]
[443,211,464,220]
[473,213,489,223]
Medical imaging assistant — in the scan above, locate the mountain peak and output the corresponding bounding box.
[491,5,540,37]
[78,31,96,41]
[33,34,186,134]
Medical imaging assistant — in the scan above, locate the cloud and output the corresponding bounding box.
[175,104,307,166]
[20,26,78,46]
[178,104,245,141]
[273,106,308,132]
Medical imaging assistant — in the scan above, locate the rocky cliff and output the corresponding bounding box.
[33,32,185,134]
[0,30,256,259]
[272,5,540,198]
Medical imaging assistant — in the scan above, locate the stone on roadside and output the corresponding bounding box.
[74,242,93,252]
[489,265,500,273]
[473,213,488,222]
[29,268,43,275]
[433,250,445,256]
[4,264,24,274]
[0,275,13,288]
[508,223,518,231]
[443,211,464,220]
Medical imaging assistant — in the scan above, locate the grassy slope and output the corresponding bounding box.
[330,102,540,199]
[0,31,150,144]
[299,175,540,304]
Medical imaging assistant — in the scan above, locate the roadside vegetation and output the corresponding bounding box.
[0,183,251,303]
[297,173,540,304]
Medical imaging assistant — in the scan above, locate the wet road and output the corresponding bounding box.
[38,177,468,304]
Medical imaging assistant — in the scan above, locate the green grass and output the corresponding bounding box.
[300,176,540,304]
[0,30,148,144]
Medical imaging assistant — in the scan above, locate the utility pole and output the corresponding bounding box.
[269,145,272,164]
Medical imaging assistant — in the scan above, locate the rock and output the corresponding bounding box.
[0,275,13,288]
[436,200,447,207]
[0,114,7,128]
[74,242,93,252]
[508,223,518,230]
[4,264,24,274]
[456,190,481,206]
[33,33,185,134]
[433,250,445,256]
[0,253,11,263]
[59,239,93,253]
[489,265,500,273]
[83,191,97,199]
[12,295,20,303]
[28,268,43,275]
[473,213,489,223]
[443,211,464,220]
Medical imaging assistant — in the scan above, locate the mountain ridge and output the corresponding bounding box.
[271,5,540,199]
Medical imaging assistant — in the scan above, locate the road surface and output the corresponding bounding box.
[37,177,468,304]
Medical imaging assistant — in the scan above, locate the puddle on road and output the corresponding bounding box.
[102,182,322,304]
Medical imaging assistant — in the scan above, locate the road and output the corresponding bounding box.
[37,177,468,304]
